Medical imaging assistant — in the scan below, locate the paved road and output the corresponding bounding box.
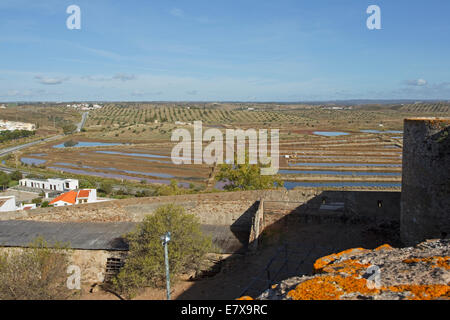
[76,112,89,132]
[0,165,31,181]
[0,110,87,158]
[0,166,18,174]
[0,134,63,158]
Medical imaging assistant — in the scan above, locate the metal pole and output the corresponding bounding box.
[164,238,170,300]
[161,232,171,300]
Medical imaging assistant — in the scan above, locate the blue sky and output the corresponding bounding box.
[0,0,449,102]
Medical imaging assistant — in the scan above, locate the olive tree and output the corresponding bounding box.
[216,153,283,191]
[111,204,212,298]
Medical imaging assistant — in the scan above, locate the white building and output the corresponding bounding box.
[0,120,36,131]
[0,196,17,212]
[18,203,37,211]
[66,103,102,110]
[49,189,98,207]
[19,178,79,193]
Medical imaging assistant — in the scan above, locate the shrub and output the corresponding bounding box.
[99,182,113,194]
[31,197,42,204]
[0,237,74,300]
[41,201,50,208]
[62,123,77,135]
[64,140,78,147]
[111,204,212,298]
[0,172,10,190]
[9,170,23,181]
[79,179,95,189]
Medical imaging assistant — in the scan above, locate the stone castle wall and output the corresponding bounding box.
[0,189,401,227]
[0,188,401,254]
[401,118,450,246]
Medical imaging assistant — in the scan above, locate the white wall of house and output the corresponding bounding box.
[76,189,97,204]
[0,196,17,212]
[51,200,73,207]
[64,179,79,190]
[18,203,37,211]
[19,178,79,191]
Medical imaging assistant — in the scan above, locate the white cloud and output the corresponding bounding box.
[170,8,184,18]
[405,79,428,87]
[34,75,69,85]
[113,73,137,81]
[82,74,137,82]
[81,75,111,82]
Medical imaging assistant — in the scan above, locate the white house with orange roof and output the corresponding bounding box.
[49,189,99,207]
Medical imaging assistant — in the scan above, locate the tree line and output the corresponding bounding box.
[0,130,35,143]
[0,170,22,190]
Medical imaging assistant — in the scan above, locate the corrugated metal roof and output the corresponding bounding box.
[0,221,137,250]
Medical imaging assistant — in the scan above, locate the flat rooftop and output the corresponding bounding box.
[0,220,137,250]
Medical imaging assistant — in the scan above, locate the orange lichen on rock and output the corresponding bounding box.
[287,276,341,300]
[375,244,393,251]
[313,248,369,272]
[387,285,450,300]
[286,274,450,300]
[287,275,379,300]
[434,257,450,270]
[322,259,371,277]
[281,240,450,301]
[237,296,254,300]
[403,256,450,270]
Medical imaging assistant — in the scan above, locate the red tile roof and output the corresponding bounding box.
[49,190,77,205]
[77,189,91,198]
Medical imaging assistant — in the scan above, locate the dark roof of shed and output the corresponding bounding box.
[0,220,137,250]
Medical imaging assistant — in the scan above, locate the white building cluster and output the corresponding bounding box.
[66,103,103,110]
[0,120,36,131]
[0,177,112,214]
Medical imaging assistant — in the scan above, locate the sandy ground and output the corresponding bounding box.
[0,189,40,203]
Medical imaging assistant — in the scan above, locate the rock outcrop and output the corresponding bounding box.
[256,239,449,300]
